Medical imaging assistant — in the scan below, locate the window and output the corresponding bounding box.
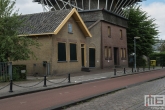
[120,30,123,39]
[58,42,66,61]
[68,23,73,33]
[108,47,112,59]
[70,43,77,61]
[121,48,126,59]
[104,46,108,60]
[121,48,123,58]
[108,26,111,37]
[123,48,126,58]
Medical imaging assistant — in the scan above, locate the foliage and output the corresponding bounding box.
[128,55,147,67]
[0,0,40,62]
[137,56,146,67]
[150,52,165,66]
[127,5,159,58]
[158,40,165,52]
[12,65,26,81]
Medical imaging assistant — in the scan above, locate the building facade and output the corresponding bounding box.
[14,8,129,75]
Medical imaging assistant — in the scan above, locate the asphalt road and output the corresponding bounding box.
[0,69,165,110]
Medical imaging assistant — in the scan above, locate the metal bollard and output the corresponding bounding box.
[149,66,150,70]
[43,76,47,87]
[9,80,13,92]
[114,69,116,76]
[124,68,126,74]
[132,68,133,73]
[68,73,71,83]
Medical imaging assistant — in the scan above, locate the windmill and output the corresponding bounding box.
[33,0,143,18]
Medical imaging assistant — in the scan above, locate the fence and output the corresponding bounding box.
[113,66,163,76]
[0,62,12,82]
[0,73,71,93]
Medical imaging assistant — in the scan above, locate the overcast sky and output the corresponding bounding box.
[15,0,165,40]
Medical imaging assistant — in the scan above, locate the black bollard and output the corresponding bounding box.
[124,68,126,74]
[68,73,71,83]
[132,68,133,73]
[137,68,139,72]
[43,76,47,87]
[9,80,13,92]
[149,66,150,70]
[114,69,116,76]
[153,66,154,69]
[143,67,145,71]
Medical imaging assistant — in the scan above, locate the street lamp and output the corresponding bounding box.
[134,37,140,72]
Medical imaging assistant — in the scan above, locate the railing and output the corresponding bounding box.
[0,62,12,82]
[113,66,163,76]
[0,73,71,93]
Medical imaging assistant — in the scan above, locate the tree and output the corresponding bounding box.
[127,5,159,66]
[158,40,165,52]
[0,0,39,62]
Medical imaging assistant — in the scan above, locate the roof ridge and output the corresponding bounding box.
[21,9,71,17]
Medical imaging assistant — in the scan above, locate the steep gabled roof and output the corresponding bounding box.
[19,8,92,37]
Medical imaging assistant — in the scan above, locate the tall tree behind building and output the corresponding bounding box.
[127,5,159,66]
[0,0,39,62]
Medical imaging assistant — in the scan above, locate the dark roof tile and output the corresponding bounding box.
[18,10,71,35]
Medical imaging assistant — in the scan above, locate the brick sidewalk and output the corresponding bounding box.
[0,69,164,110]
[0,67,163,98]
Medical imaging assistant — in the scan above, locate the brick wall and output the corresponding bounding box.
[101,21,128,68]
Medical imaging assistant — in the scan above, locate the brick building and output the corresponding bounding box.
[15,9,92,75]
[14,8,128,75]
[80,9,128,69]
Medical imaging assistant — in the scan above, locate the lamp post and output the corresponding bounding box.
[134,37,140,72]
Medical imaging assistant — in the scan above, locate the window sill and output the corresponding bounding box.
[105,58,108,60]
[108,35,111,38]
[105,58,112,60]
[121,58,127,60]
[109,58,112,60]
[70,60,78,62]
[68,32,73,34]
[57,61,67,63]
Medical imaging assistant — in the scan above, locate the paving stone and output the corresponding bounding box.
[66,77,165,110]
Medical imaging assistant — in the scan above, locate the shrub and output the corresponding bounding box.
[12,65,26,81]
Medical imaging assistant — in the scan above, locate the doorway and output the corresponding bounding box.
[81,48,85,67]
[89,48,95,67]
[114,47,119,65]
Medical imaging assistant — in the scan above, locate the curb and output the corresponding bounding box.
[44,87,126,110]
[45,72,165,110]
[0,82,82,99]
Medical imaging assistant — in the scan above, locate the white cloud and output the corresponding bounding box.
[141,2,165,40]
[14,1,165,40]
[15,0,43,15]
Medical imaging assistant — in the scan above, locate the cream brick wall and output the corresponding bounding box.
[14,16,89,75]
[87,22,101,68]
[51,17,87,74]
[13,36,53,75]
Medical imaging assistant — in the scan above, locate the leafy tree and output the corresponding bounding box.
[0,0,39,62]
[127,5,159,57]
[158,40,165,52]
